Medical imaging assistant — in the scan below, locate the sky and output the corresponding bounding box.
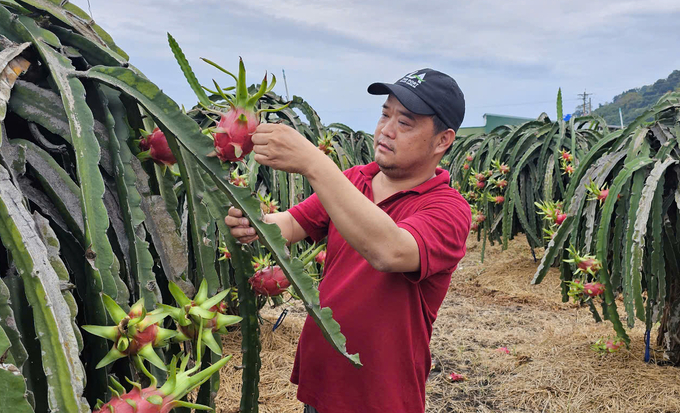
[71,0,680,133]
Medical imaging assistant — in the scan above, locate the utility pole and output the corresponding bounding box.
[282,69,290,101]
[577,90,593,115]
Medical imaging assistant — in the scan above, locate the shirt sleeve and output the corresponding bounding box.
[287,193,330,243]
[397,194,471,283]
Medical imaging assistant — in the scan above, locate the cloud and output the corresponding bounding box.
[71,0,680,130]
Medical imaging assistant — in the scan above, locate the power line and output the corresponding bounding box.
[577,90,593,115]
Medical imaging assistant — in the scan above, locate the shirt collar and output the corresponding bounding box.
[358,162,450,195]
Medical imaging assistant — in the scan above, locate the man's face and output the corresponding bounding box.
[373,95,439,177]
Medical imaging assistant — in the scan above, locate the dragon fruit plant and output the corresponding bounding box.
[202,57,290,162]
[93,351,233,412]
[158,280,242,355]
[82,295,177,370]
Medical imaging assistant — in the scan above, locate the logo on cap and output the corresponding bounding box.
[399,70,427,89]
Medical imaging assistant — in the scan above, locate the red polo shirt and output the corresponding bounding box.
[288,162,471,413]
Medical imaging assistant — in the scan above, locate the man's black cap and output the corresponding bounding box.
[367,68,465,132]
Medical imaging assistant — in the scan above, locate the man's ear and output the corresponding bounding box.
[435,129,456,154]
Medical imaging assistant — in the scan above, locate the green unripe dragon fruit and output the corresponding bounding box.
[82,295,176,370]
[158,279,242,355]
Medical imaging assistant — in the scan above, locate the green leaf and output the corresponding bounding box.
[0,164,89,412]
[167,33,211,107]
[0,363,35,413]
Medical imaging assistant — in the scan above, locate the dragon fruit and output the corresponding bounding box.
[463,163,470,170]
[491,159,510,174]
[315,249,327,266]
[82,296,176,370]
[563,164,575,175]
[249,254,290,296]
[204,58,289,162]
[158,280,241,355]
[476,180,485,190]
[229,170,248,187]
[565,245,602,275]
[585,179,610,205]
[93,352,232,413]
[465,154,473,162]
[137,127,177,167]
[583,282,605,298]
[495,179,508,189]
[486,194,504,204]
[475,173,486,182]
[560,150,573,162]
[259,193,279,214]
[555,213,567,225]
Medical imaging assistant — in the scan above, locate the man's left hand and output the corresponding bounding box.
[251,123,320,174]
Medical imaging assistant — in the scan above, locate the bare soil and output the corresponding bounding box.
[216,235,680,413]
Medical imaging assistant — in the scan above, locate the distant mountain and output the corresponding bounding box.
[574,70,680,126]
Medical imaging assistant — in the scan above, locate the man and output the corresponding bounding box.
[225,68,471,413]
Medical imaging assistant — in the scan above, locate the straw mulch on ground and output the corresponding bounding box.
[216,235,680,413]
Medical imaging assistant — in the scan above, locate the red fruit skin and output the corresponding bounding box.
[496,180,508,189]
[315,251,326,266]
[249,266,290,296]
[140,128,177,166]
[499,165,510,174]
[598,189,609,202]
[476,181,485,189]
[93,386,171,413]
[475,173,486,182]
[214,108,259,162]
[463,163,470,170]
[555,213,567,225]
[606,339,623,352]
[577,258,601,274]
[583,282,605,298]
[494,196,505,204]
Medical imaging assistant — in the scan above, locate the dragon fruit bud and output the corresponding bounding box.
[466,154,473,162]
[555,213,567,225]
[583,282,605,297]
[138,127,177,166]
[498,164,510,174]
[94,353,233,413]
[82,295,175,370]
[563,165,575,175]
[463,163,470,170]
[493,195,504,204]
[560,150,573,162]
[476,180,485,190]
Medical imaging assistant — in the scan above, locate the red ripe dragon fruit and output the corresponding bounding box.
[555,213,567,225]
[249,254,290,296]
[82,295,176,370]
[583,282,605,298]
[463,163,470,170]
[560,150,573,162]
[495,179,508,189]
[563,164,575,175]
[476,180,485,190]
[93,353,232,413]
[205,58,289,162]
[138,127,177,166]
[585,179,610,205]
[465,154,473,162]
[315,250,327,266]
[475,173,486,182]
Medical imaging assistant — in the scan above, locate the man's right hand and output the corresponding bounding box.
[225,207,259,244]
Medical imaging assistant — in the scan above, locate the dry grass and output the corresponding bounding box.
[216,235,680,413]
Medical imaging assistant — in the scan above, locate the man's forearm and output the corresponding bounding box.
[304,155,418,272]
[263,211,308,245]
